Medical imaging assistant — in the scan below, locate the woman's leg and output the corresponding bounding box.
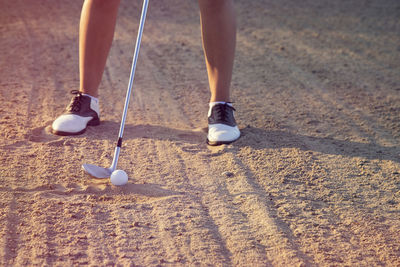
[198,0,240,145]
[52,0,121,135]
[198,0,236,103]
[79,0,121,97]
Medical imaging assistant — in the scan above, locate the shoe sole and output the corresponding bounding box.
[51,117,100,136]
[206,136,240,146]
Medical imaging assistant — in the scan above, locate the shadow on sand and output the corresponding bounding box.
[27,121,400,163]
[236,126,400,163]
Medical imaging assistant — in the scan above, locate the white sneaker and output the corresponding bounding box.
[52,90,100,136]
[207,103,240,145]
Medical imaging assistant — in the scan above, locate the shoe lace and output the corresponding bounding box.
[213,103,236,122]
[67,90,83,112]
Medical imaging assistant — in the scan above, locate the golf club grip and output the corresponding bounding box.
[117,137,122,147]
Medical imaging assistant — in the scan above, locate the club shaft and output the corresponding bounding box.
[110,0,149,171]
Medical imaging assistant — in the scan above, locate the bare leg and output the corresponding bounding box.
[52,0,120,135]
[198,0,236,103]
[79,0,121,97]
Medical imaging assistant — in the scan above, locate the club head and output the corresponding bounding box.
[82,163,113,178]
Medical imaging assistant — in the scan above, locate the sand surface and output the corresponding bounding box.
[1,0,400,266]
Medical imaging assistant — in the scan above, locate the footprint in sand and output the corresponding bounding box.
[27,123,60,143]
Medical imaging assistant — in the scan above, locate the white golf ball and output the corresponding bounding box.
[110,170,128,186]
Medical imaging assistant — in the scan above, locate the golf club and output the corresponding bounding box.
[82,0,149,178]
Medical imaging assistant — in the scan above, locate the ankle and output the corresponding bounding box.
[81,93,99,104]
[208,102,233,117]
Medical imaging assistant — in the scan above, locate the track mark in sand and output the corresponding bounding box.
[239,127,400,163]
[84,122,205,145]
[104,202,154,263]
[25,194,89,265]
[0,183,183,202]
[118,184,184,199]
[150,195,234,266]
[15,0,41,131]
[176,157,270,264]
[178,143,206,154]
[228,155,314,266]
[130,141,234,265]
[237,44,400,159]
[164,140,313,265]
[101,66,121,117]
[85,204,120,265]
[133,44,194,128]
[252,37,400,147]
[1,195,20,266]
[0,141,29,151]
[12,0,81,142]
[232,143,400,265]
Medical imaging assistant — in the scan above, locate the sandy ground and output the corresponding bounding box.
[1,0,400,266]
